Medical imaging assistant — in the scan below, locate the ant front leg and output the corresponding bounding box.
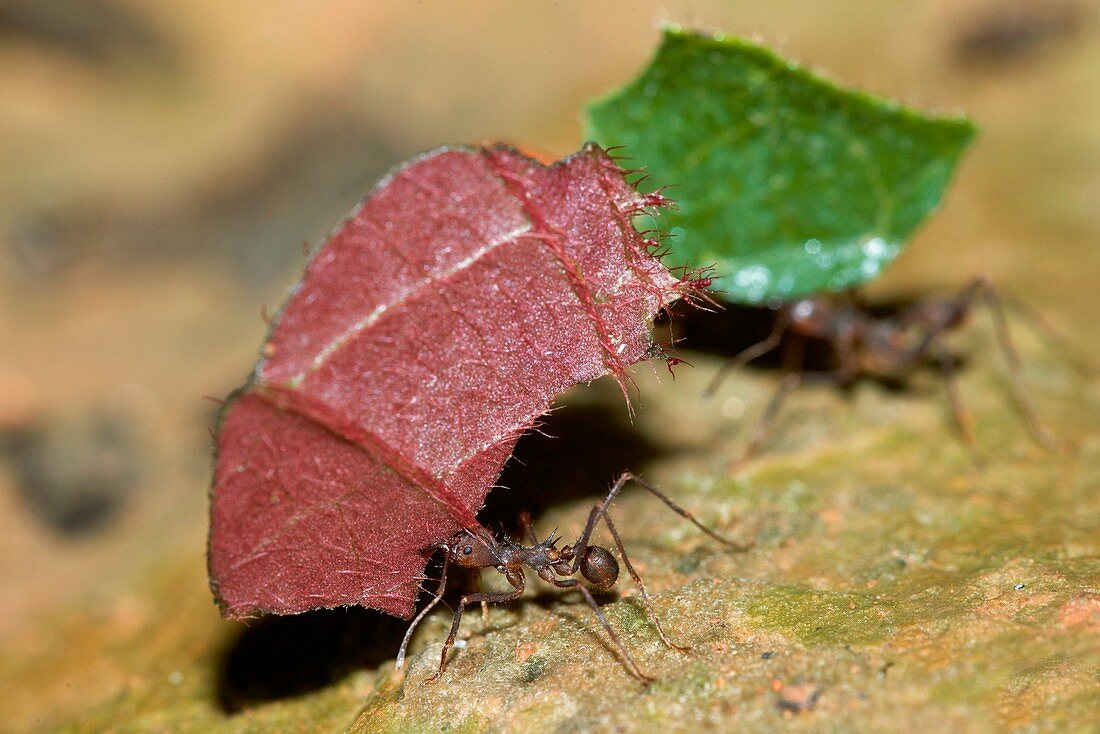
[492,511,539,625]
[396,549,452,671]
[468,571,492,625]
[704,310,791,397]
[425,570,524,683]
[929,332,983,466]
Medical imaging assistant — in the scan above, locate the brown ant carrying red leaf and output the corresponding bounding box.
[397,470,747,682]
[208,143,731,681]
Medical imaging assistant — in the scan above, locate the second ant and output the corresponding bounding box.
[704,276,1083,466]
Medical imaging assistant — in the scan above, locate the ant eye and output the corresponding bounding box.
[463,546,473,556]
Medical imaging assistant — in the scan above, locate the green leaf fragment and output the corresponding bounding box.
[585,27,977,304]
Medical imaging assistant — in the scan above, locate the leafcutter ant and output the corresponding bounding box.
[395,471,747,682]
[707,276,1086,466]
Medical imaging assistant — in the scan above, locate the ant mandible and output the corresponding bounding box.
[707,276,1079,466]
[395,471,747,682]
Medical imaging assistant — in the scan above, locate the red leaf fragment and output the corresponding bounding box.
[208,143,693,620]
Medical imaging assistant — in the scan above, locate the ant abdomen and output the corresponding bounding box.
[580,545,619,589]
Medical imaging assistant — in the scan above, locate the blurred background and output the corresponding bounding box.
[0,1,1096,730]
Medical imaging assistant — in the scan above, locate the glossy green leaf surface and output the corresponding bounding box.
[585,27,977,304]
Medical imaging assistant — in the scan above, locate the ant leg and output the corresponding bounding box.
[598,509,690,653]
[568,472,634,568]
[518,510,539,545]
[704,312,790,397]
[396,549,452,671]
[570,470,744,576]
[566,471,735,567]
[426,573,524,683]
[732,335,805,467]
[833,328,861,387]
[549,577,653,682]
[930,333,984,466]
[621,472,749,550]
[471,573,491,625]
[736,372,799,463]
[971,278,1061,449]
[1001,292,1095,378]
[556,472,744,679]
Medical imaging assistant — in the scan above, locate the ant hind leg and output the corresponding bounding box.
[618,472,748,550]
[586,473,752,646]
[1000,291,1096,378]
[550,576,654,683]
[930,333,985,467]
[970,278,1062,450]
[598,509,690,653]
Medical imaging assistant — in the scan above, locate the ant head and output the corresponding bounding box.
[448,529,500,569]
[788,297,837,336]
[580,545,619,589]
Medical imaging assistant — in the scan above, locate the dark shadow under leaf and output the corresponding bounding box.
[483,400,664,533]
[214,607,407,714]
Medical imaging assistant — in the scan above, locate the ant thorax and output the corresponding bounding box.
[447,529,571,577]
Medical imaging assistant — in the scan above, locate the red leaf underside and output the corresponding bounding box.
[209,144,686,620]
